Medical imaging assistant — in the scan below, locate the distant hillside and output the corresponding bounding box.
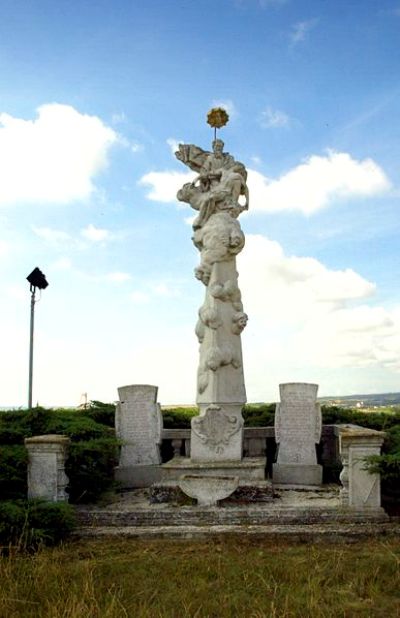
[319,392,400,407]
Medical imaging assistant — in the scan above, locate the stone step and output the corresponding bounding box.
[76,505,387,528]
[75,521,400,541]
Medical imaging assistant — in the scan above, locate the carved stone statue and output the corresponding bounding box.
[176,137,249,462]
[176,139,249,229]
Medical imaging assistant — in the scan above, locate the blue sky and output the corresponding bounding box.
[1,0,400,406]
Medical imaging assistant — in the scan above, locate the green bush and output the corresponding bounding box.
[161,404,277,428]
[321,405,400,430]
[26,500,76,546]
[0,408,52,444]
[161,407,198,428]
[66,437,120,503]
[0,499,75,550]
[0,406,119,505]
[242,403,275,427]
[85,400,116,427]
[366,425,400,510]
[0,445,28,500]
[44,409,113,441]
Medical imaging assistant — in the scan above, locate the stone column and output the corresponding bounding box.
[25,434,70,502]
[338,425,385,509]
[115,384,163,488]
[192,256,246,462]
[273,383,322,485]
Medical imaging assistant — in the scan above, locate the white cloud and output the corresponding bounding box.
[105,272,131,283]
[250,155,262,166]
[111,112,126,125]
[238,234,400,384]
[166,138,183,155]
[211,99,237,118]
[260,106,290,128]
[290,19,318,45]
[5,284,26,301]
[140,150,390,215]
[240,234,375,320]
[248,150,390,214]
[139,170,195,202]
[0,240,10,256]
[81,223,110,242]
[184,214,197,226]
[50,257,72,271]
[131,142,143,153]
[32,225,71,245]
[150,282,181,297]
[0,103,118,206]
[130,290,150,304]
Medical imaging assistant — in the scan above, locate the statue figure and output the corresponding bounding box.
[176,139,249,233]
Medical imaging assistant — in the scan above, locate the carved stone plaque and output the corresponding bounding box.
[116,384,162,466]
[275,382,321,465]
[273,383,322,485]
[191,404,244,462]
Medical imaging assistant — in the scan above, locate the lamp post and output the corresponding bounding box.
[26,267,49,409]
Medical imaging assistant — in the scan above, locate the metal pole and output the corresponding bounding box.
[28,286,36,409]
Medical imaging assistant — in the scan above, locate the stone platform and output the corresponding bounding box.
[151,479,273,504]
[75,485,393,541]
[161,457,266,482]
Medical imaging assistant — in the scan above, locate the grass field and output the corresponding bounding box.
[1,537,400,617]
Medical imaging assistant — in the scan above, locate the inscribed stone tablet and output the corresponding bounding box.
[117,384,162,466]
[275,382,321,466]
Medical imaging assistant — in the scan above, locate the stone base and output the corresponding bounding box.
[179,475,240,506]
[150,479,274,505]
[161,457,266,482]
[115,465,162,488]
[273,463,322,486]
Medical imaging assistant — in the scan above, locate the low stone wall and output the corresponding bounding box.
[161,425,339,476]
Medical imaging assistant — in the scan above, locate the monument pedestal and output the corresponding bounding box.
[273,463,322,486]
[154,457,272,505]
[161,456,267,482]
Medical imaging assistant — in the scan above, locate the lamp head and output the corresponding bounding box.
[27,267,48,290]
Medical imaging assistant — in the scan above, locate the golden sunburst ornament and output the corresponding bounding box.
[207,107,229,138]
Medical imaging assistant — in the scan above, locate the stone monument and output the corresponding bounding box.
[115,384,163,487]
[175,109,248,466]
[273,382,322,485]
[158,108,266,500]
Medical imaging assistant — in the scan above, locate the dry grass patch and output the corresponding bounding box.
[0,537,399,617]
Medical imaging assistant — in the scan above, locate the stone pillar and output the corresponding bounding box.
[273,383,322,485]
[338,425,385,509]
[115,384,163,488]
[191,237,246,463]
[25,434,70,502]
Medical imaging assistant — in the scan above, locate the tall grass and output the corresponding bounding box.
[0,537,399,617]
